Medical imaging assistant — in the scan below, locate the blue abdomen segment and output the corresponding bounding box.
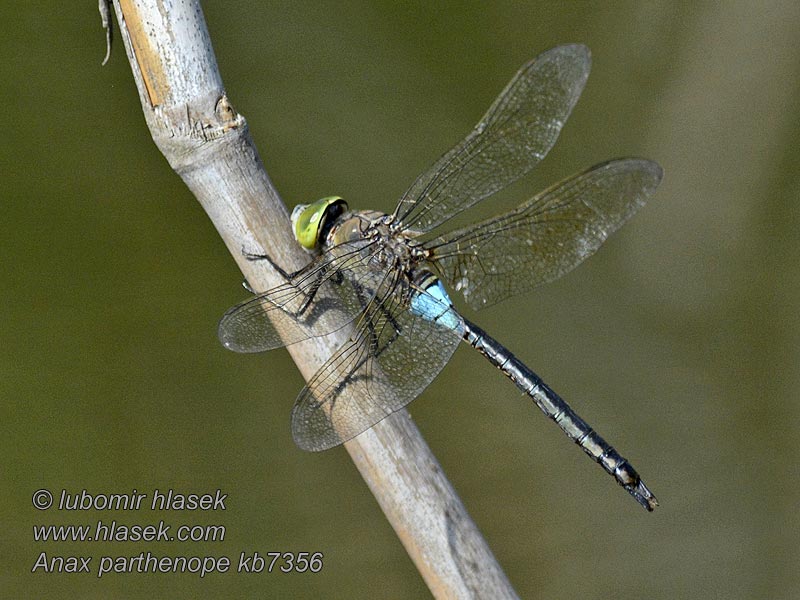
[410,279,461,331]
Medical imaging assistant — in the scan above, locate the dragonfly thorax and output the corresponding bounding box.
[326,209,427,271]
[325,209,386,248]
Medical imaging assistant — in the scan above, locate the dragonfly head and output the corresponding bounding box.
[291,196,348,250]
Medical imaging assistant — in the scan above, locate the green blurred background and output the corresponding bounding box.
[2,1,798,598]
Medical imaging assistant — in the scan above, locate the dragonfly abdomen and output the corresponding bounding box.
[462,319,658,511]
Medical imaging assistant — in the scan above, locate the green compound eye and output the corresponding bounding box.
[291,196,345,250]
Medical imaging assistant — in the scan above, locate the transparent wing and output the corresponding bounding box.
[392,44,591,234]
[291,286,464,451]
[218,240,382,353]
[426,159,663,310]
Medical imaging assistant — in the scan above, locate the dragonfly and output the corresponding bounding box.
[219,45,662,511]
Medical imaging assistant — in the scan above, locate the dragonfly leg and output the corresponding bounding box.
[332,277,403,401]
[356,274,403,361]
[291,266,343,318]
[242,246,299,280]
[240,246,347,321]
[311,280,381,414]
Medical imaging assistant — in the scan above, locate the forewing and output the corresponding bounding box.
[218,241,380,352]
[291,288,464,451]
[393,44,591,234]
[428,159,663,310]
